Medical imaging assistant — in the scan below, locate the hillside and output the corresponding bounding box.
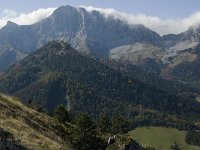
[0,93,71,150]
[0,41,200,121]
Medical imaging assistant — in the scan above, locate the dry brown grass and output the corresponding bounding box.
[0,93,72,150]
[170,52,197,68]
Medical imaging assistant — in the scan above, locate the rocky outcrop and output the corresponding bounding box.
[106,135,149,150]
[0,129,26,150]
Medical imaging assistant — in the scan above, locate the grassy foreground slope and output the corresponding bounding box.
[128,127,200,150]
[0,93,71,150]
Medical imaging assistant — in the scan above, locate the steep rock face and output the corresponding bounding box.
[0,5,162,70]
[33,5,163,54]
[0,129,26,150]
[106,135,148,150]
[33,6,89,54]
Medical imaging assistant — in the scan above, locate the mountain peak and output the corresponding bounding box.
[6,21,19,28]
[0,4,163,70]
[51,5,78,17]
[188,23,200,33]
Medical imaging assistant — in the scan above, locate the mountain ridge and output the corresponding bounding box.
[0,5,200,84]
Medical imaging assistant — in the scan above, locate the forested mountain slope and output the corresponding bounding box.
[0,41,199,120]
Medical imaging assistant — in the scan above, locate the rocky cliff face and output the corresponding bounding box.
[163,25,200,50]
[0,129,26,150]
[106,135,147,150]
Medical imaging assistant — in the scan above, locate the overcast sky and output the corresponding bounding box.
[1,0,200,35]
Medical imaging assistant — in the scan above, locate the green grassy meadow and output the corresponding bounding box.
[128,127,200,150]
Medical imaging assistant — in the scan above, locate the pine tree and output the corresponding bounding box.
[111,114,130,134]
[98,113,111,133]
[69,113,103,150]
[54,104,69,123]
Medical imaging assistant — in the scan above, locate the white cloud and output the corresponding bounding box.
[0,8,56,28]
[2,9,18,18]
[82,6,200,35]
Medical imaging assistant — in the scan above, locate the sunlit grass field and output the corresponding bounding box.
[128,127,200,150]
